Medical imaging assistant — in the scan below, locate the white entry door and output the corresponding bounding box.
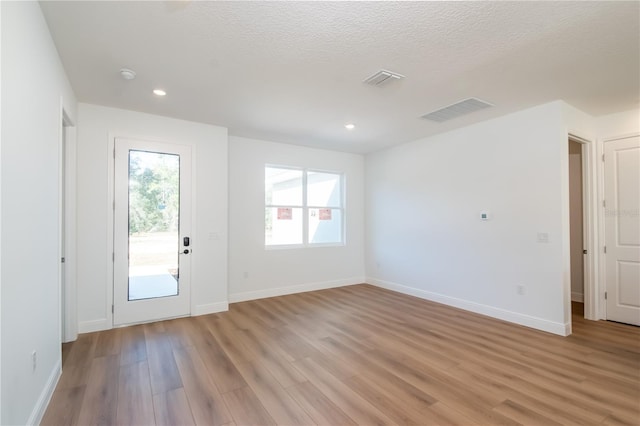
[114,138,192,326]
[604,135,640,326]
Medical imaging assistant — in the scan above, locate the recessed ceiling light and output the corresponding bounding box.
[345,123,355,130]
[119,68,136,80]
[153,89,167,96]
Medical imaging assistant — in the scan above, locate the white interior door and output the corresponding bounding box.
[114,138,192,326]
[604,135,640,326]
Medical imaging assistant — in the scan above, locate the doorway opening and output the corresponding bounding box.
[113,138,192,326]
[566,134,598,330]
[60,110,77,350]
[569,139,585,317]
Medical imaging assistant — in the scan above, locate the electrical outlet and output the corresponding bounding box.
[32,350,37,372]
[516,285,525,296]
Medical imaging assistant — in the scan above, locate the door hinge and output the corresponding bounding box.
[112,252,115,262]
[113,201,115,210]
[112,304,114,313]
[605,292,607,300]
[113,149,116,159]
[604,246,607,254]
[602,154,605,162]
[603,200,606,208]
[582,249,587,255]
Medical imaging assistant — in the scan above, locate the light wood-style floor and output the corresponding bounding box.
[43,284,640,425]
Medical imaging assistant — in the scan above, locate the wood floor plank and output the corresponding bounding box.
[227,301,274,331]
[41,385,86,426]
[492,399,563,426]
[173,346,232,425]
[165,318,196,350]
[205,316,255,366]
[364,349,519,425]
[192,321,248,393]
[222,386,276,426]
[76,355,119,426]
[153,388,195,426]
[167,316,216,349]
[61,341,73,368]
[453,361,610,424]
[145,324,183,395]
[265,325,320,362]
[285,381,357,426]
[94,327,122,358]
[344,373,430,425]
[420,401,481,426]
[56,333,97,390]
[119,324,147,366]
[293,356,396,425]
[43,285,640,426]
[602,412,640,426]
[234,360,315,425]
[242,300,286,328]
[234,327,307,388]
[116,361,155,426]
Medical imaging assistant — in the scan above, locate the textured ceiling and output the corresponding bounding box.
[41,1,640,153]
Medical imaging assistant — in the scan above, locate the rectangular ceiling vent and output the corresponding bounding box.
[363,69,405,87]
[421,98,493,123]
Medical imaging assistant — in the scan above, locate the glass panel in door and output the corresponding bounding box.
[128,150,180,300]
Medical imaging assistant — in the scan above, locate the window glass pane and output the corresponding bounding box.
[266,167,303,206]
[308,208,342,244]
[266,207,303,245]
[307,171,341,207]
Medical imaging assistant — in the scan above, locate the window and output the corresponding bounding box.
[265,166,344,247]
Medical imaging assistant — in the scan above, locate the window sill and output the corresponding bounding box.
[265,242,345,250]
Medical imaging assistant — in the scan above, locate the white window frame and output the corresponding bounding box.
[265,165,345,249]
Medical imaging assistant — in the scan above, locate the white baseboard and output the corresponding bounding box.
[571,292,584,303]
[79,302,230,333]
[367,277,570,336]
[229,276,365,303]
[194,301,229,316]
[78,318,110,334]
[27,358,61,425]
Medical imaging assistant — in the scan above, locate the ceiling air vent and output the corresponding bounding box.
[421,98,493,123]
[363,69,405,87]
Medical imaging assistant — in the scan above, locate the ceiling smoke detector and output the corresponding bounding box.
[421,98,493,123]
[363,69,405,87]
[119,68,137,80]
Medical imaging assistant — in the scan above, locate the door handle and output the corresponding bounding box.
[180,249,190,254]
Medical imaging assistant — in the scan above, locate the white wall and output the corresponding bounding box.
[366,101,580,335]
[596,108,640,139]
[1,2,77,424]
[228,136,365,301]
[76,104,228,332]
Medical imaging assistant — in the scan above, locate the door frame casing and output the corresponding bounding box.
[565,134,598,326]
[60,105,77,343]
[598,132,640,321]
